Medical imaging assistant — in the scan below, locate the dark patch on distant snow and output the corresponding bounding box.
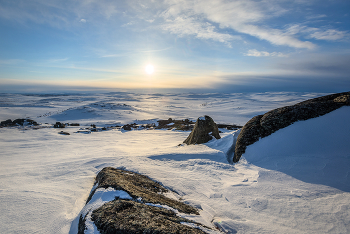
[89,102,133,110]
[0,118,38,127]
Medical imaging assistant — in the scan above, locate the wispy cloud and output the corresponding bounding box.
[1,0,346,50]
[160,15,240,47]
[309,29,347,41]
[286,25,348,41]
[158,0,316,49]
[245,49,288,57]
[47,58,69,63]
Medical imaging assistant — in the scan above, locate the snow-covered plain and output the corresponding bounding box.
[0,92,349,234]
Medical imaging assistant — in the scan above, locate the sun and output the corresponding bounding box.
[145,64,154,75]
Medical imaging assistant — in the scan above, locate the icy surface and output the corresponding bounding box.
[0,92,349,234]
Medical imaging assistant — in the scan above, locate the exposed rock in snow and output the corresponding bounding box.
[234,91,350,162]
[54,122,66,128]
[0,118,38,127]
[91,200,207,234]
[77,167,215,233]
[183,116,221,145]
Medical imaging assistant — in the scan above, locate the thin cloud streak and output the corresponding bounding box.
[245,49,288,57]
[160,0,316,49]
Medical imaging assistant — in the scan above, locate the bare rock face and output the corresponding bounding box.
[233,91,350,163]
[183,115,221,145]
[91,200,206,234]
[78,167,210,234]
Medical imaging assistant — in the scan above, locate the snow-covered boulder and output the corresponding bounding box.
[77,167,214,233]
[234,91,350,162]
[183,115,221,145]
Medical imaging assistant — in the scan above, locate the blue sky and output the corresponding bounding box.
[0,0,349,93]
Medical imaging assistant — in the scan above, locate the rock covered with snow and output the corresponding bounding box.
[183,115,221,145]
[78,167,212,233]
[234,91,350,162]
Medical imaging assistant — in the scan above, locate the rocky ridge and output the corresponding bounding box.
[78,167,215,234]
[234,91,350,162]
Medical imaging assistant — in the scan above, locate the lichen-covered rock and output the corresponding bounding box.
[183,116,221,145]
[77,167,210,234]
[234,91,350,163]
[91,200,206,234]
[87,167,198,214]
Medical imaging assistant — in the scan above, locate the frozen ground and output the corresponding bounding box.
[0,92,349,234]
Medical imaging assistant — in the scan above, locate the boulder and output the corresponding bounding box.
[233,91,350,163]
[53,122,66,128]
[122,124,132,131]
[78,167,211,234]
[1,119,38,127]
[1,119,13,127]
[183,115,221,145]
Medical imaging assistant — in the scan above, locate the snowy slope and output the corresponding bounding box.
[0,92,349,234]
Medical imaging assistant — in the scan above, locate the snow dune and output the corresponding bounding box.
[0,92,349,234]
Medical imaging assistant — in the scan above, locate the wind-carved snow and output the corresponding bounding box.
[0,92,349,234]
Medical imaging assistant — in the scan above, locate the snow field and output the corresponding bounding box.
[1,92,349,234]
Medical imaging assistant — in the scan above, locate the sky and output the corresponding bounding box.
[0,0,349,93]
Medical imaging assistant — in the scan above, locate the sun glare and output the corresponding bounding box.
[145,64,154,75]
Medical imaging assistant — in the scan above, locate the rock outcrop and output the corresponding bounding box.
[78,167,211,234]
[183,116,221,145]
[0,118,38,127]
[233,91,350,163]
[53,122,66,128]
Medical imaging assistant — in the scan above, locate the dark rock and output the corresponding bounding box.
[234,91,350,163]
[79,167,209,234]
[54,122,66,128]
[183,115,221,145]
[157,118,173,128]
[156,118,195,130]
[10,118,39,126]
[69,123,80,126]
[78,214,87,234]
[12,119,26,126]
[1,119,13,127]
[91,200,206,234]
[122,124,132,131]
[58,131,70,135]
[87,167,198,214]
